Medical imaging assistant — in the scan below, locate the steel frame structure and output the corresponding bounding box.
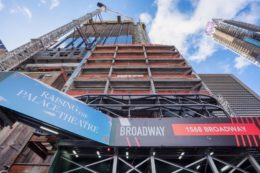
[49,143,260,173]
[77,94,229,118]
[0,5,106,71]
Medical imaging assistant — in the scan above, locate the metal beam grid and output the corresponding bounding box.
[0,8,105,71]
[19,21,112,73]
[79,22,134,37]
[50,144,260,173]
[30,48,86,63]
[68,22,139,44]
[77,94,228,118]
[67,44,203,95]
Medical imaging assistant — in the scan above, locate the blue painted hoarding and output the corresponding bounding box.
[0,72,112,145]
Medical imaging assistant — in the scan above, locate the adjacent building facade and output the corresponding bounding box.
[0,40,7,57]
[206,19,260,67]
[200,74,260,117]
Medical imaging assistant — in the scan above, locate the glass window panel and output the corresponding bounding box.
[78,37,96,48]
[116,35,128,44]
[126,35,133,44]
[79,42,86,48]
[73,38,83,47]
[97,37,105,44]
[67,38,83,48]
[244,37,260,47]
[57,38,73,48]
[49,37,67,49]
[105,37,117,44]
[88,37,95,43]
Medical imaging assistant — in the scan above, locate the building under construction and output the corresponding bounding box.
[206,19,260,67]
[0,3,260,173]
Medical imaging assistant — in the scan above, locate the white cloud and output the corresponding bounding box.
[218,61,232,73]
[0,0,4,11]
[235,2,260,24]
[234,56,251,70]
[189,35,217,62]
[148,0,253,62]
[139,12,152,25]
[222,64,232,73]
[50,0,60,10]
[10,6,32,19]
[38,0,47,7]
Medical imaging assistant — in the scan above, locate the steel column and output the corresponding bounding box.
[104,46,117,94]
[150,156,156,173]
[207,155,219,173]
[143,46,156,94]
[248,155,260,173]
[62,50,92,92]
[112,155,118,173]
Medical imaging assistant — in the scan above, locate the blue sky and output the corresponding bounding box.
[0,0,260,95]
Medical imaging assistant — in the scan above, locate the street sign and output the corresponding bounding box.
[110,117,260,147]
[0,72,112,145]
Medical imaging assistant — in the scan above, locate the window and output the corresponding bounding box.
[104,36,117,44]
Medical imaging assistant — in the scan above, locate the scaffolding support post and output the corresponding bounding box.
[248,155,260,173]
[207,156,219,173]
[112,155,118,173]
[62,50,93,92]
[150,156,157,173]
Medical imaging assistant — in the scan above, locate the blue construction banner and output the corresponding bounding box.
[0,72,112,145]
